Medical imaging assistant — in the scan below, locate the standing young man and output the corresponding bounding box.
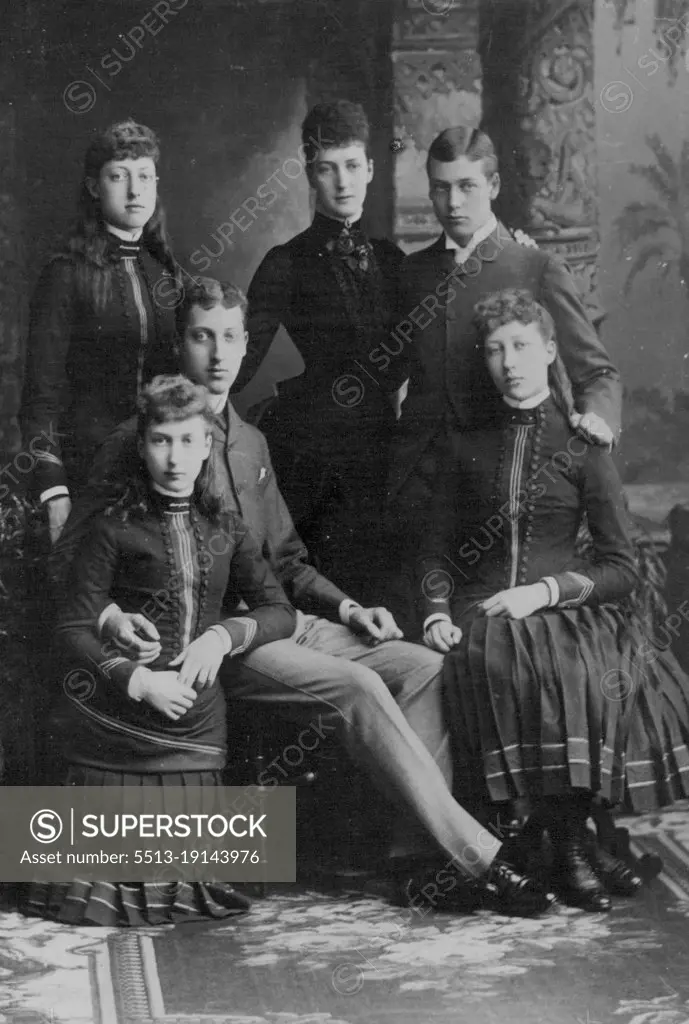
[384,126,622,556]
[234,100,403,602]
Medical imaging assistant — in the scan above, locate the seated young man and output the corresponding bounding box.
[53,276,555,918]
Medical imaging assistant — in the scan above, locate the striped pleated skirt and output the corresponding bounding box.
[22,766,252,927]
[443,605,689,812]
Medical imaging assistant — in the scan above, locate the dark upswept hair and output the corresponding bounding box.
[301,100,370,166]
[103,375,225,523]
[175,277,247,336]
[473,288,574,418]
[66,119,176,311]
[427,126,499,177]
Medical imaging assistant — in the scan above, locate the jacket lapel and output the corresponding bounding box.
[225,403,269,539]
[444,223,513,424]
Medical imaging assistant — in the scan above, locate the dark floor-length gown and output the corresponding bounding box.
[419,395,689,813]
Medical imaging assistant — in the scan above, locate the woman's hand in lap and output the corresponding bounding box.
[481,583,550,620]
[139,670,197,721]
[424,620,463,654]
[169,630,227,689]
[103,610,162,664]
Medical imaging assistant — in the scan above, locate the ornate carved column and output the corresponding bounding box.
[391,0,482,251]
[480,0,602,320]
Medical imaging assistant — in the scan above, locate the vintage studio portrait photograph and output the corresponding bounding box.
[2,0,689,1021]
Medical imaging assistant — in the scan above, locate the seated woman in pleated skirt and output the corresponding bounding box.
[419,288,689,913]
[23,375,296,925]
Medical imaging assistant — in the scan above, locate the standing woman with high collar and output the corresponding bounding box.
[20,119,179,545]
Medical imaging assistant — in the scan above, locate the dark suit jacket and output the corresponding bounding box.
[53,403,351,620]
[387,224,622,499]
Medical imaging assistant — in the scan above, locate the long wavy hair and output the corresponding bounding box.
[102,375,226,524]
[472,287,575,420]
[65,119,176,311]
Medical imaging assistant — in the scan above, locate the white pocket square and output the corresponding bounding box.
[258,467,267,482]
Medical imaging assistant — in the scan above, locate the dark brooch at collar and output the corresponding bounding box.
[318,218,373,274]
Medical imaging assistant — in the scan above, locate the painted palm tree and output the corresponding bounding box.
[615,133,689,299]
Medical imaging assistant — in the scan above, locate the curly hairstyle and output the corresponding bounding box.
[301,100,370,166]
[174,276,247,337]
[472,288,574,419]
[103,375,225,523]
[65,119,176,311]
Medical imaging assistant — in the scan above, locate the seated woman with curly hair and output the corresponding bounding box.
[23,375,296,926]
[420,288,689,913]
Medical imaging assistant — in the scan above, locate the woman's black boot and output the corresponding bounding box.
[584,830,643,897]
[548,795,612,913]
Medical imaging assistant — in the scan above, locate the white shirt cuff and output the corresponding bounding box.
[423,612,452,633]
[540,577,560,607]
[128,666,148,702]
[207,624,233,655]
[339,599,362,626]
[98,603,121,638]
[41,485,69,504]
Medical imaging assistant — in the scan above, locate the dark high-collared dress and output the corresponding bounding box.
[386,224,622,548]
[419,396,689,812]
[26,490,295,926]
[20,233,178,497]
[237,212,404,600]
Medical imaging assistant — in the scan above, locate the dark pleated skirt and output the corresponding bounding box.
[444,605,689,812]
[22,766,252,927]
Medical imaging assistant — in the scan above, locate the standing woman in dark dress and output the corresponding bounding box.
[419,288,689,912]
[235,101,404,603]
[20,119,178,545]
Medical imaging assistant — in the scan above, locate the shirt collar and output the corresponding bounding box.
[444,213,498,260]
[212,397,241,441]
[105,222,144,242]
[152,482,194,498]
[208,389,229,416]
[503,387,551,410]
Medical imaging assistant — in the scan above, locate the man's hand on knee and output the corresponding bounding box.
[349,606,404,644]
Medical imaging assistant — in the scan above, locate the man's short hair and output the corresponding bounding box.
[472,288,555,344]
[301,100,370,166]
[426,127,498,178]
[175,277,247,335]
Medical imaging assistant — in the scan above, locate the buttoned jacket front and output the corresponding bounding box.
[387,224,622,499]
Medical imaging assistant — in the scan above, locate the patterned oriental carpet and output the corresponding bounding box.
[3,804,689,1024]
